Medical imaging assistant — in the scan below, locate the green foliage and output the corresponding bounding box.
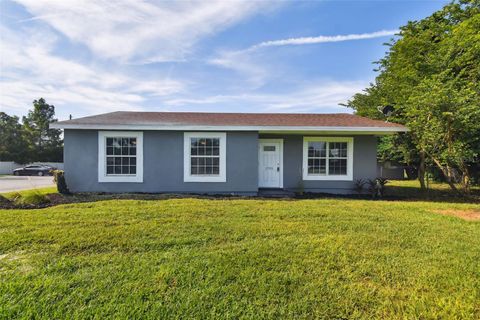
[9,190,50,206]
[0,198,479,318]
[353,178,366,194]
[22,98,63,162]
[367,178,389,198]
[52,170,70,194]
[2,187,57,199]
[345,0,480,191]
[0,98,63,163]
[0,112,30,163]
[0,194,11,206]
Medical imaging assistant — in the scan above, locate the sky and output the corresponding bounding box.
[0,0,448,120]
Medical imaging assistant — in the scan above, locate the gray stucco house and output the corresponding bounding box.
[51,112,406,195]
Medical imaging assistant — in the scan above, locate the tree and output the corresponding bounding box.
[345,0,480,193]
[0,112,30,164]
[22,98,63,162]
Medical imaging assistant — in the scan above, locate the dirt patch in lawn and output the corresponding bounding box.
[433,209,480,221]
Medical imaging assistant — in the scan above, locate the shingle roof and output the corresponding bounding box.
[51,111,407,133]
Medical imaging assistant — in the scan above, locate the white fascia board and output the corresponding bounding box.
[50,123,408,134]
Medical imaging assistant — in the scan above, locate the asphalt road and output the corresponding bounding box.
[0,176,55,193]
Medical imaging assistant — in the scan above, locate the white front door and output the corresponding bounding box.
[258,140,283,188]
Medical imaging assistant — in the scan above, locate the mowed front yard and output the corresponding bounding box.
[1,194,480,318]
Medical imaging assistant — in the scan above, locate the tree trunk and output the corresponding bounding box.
[459,162,471,194]
[418,151,426,190]
[431,157,459,192]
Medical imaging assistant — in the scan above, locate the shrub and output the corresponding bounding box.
[353,179,366,194]
[52,170,70,194]
[367,178,389,199]
[0,194,12,207]
[12,191,50,206]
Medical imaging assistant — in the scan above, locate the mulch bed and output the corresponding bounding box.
[1,191,478,210]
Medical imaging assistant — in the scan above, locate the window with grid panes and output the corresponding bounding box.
[105,137,137,175]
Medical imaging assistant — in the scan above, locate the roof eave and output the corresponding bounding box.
[50,123,408,134]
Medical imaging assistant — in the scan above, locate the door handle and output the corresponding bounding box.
[277,167,280,172]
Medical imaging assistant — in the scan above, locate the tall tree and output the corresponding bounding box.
[345,0,480,192]
[22,98,63,162]
[0,112,30,164]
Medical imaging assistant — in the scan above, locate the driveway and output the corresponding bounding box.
[0,176,55,193]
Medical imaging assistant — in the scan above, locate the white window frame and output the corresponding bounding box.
[184,132,226,183]
[302,137,354,181]
[98,131,143,183]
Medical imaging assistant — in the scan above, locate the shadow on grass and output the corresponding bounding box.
[381,185,480,204]
[1,184,479,210]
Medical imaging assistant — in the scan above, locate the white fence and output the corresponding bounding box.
[0,162,64,175]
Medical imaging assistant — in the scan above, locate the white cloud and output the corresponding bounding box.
[0,26,183,118]
[209,29,397,86]
[208,50,269,88]
[251,29,398,49]
[13,0,276,63]
[164,80,367,113]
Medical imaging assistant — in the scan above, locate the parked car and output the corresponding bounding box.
[13,165,55,176]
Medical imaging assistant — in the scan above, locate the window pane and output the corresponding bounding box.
[105,137,138,176]
[308,158,326,174]
[114,144,122,155]
[307,141,327,175]
[329,142,347,158]
[191,166,198,175]
[190,156,221,176]
[308,142,326,157]
[189,137,221,176]
[264,146,275,152]
[329,159,347,175]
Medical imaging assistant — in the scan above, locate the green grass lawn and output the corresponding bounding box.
[2,186,57,199]
[1,195,480,319]
[387,180,480,201]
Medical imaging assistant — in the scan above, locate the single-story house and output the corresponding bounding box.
[51,112,407,195]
